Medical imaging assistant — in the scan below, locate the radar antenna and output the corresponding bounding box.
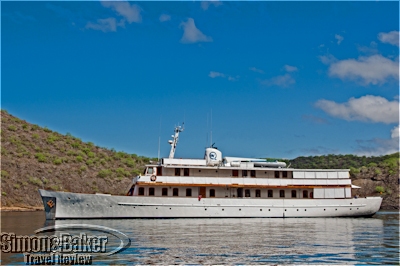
[168,124,184,159]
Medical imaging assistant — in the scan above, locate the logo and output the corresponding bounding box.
[209,152,217,160]
[1,224,131,265]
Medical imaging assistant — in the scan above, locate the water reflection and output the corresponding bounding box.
[1,211,399,265]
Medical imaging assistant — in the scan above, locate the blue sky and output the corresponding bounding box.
[1,1,399,159]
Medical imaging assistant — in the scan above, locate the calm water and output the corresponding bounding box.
[1,211,399,265]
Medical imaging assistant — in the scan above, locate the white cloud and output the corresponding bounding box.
[201,1,222,10]
[315,95,399,124]
[284,65,298,72]
[159,14,171,22]
[209,71,225,78]
[180,18,212,44]
[355,137,399,156]
[261,73,295,87]
[209,71,238,81]
[327,54,399,85]
[249,67,264,74]
[378,31,399,47]
[335,34,344,45]
[101,1,142,23]
[85,18,117,32]
[391,125,399,139]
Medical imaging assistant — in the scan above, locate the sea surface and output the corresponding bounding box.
[1,211,399,265]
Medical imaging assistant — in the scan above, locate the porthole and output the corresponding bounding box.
[324,209,326,211]
[239,209,241,211]
[297,209,299,211]
[357,208,359,210]
[169,208,171,210]
[156,207,158,209]
[350,208,352,210]
[304,209,307,211]
[222,209,224,211]
[284,209,287,211]
[260,209,262,211]
[205,208,207,211]
[335,208,337,211]
[268,209,271,211]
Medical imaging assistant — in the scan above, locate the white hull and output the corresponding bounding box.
[39,189,382,220]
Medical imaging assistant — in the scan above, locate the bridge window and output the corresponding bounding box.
[173,188,179,196]
[210,189,215,197]
[184,168,189,176]
[268,190,273,198]
[162,188,168,196]
[280,190,285,198]
[283,171,288,178]
[303,190,308,198]
[232,170,239,177]
[291,190,296,198]
[175,168,180,176]
[186,188,192,197]
[251,170,256,177]
[275,171,280,178]
[138,187,145,196]
[256,189,261,197]
[149,188,155,196]
[147,168,153,175]
[245,189,251,197]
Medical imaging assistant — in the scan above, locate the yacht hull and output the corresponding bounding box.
[39,189,382,220]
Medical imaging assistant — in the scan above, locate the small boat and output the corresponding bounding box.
[39,126,382,219]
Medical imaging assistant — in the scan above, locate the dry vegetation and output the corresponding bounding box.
[1,110,153,209]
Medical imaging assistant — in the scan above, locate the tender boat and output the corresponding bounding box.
[39,126,382,219]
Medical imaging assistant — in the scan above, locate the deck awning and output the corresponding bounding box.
[351,184,361,188]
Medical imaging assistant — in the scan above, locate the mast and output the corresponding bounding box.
[168,124,184,159]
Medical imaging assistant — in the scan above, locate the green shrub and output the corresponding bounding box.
[35,153,47,163]
[375,186,385,194]
[47,134,59,144]
[98,169,112,178]
[87,152,95,158]
[13,184,20,189]
[80,165,87,172]
[116,168,130,177]
[367,162,377,168]
[31,124,40,131]
[374,169,381,175]
[71,142,81,149]
[22,124,29,130]
[43,127,52,133]
[86,159,94,166]
[76,156,83,162]
[32,133,39,140]
[1,170,9,178]
[29,177,43,186]
[53,158,63,165]
[8,125,17,131]
[2,192,7,196]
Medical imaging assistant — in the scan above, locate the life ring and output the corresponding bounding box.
[150,175,157,182]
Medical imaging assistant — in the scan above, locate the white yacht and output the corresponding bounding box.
[39,126,382,219]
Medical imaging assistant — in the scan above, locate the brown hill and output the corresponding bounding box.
[1,110,151,209]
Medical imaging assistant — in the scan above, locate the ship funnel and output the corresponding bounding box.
[205,147,222,166]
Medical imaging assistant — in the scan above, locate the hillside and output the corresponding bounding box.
[1,110,399,210]
[1,110,153,209]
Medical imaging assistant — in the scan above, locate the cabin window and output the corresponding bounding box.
[138,187,145,196]
[242,170,247,177]
[251,170,256,177]
[184,168,189,176]
[149,188,155,196]
[232,170,239,177]
[162,188,168,196]
[186,188,192,197]
[175,168,180,176]
[147,168,153,175]
[268,190,273,198]
[303,190,308,198]
[280,190,285,198]
[173,188,179,196]
[291,190,296,198]
[256,189,261,197]
[245,189,251,197]
[209,189,216,197]
[283,171,288,178]
[275,171,280,178]
[310,192,313,199]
